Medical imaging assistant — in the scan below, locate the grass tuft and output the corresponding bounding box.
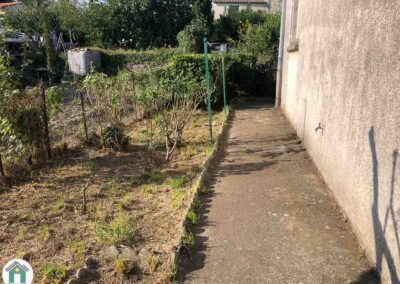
[167,177,185,189]
[41,264,68,283]
[96,213,136,246]
[115,257,136,275]
[186,209,199,225]
[181,231,195,250]
[148,169,163,182]
[40,224,52,241]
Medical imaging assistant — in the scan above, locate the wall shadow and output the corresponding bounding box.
[368,126,399,283]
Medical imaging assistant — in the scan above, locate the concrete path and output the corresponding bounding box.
[179,99,378,284]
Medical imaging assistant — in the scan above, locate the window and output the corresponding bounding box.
[287,0,299,52]
[289,0,299,43]
[228,5,239,13]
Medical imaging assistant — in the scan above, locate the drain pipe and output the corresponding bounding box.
[275,0,286,108]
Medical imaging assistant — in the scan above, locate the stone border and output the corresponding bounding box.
[169,105,235,272]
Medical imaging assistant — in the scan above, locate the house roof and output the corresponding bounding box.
[213,0,268,3]
[0,2,22,9]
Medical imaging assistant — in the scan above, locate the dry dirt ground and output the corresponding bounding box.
[0,107,224,283]
[179,99,378,284]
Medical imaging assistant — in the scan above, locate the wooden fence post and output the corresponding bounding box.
[0,154,4,178]
[40,81,52,158]
[80,91,89,142]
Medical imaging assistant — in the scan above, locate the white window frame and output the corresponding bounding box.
[289,0,299,43]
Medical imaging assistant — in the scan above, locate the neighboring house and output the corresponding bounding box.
[212,0,280,19]
[277,1,400,283]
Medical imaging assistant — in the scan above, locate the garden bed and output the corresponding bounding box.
[0,110,225,283]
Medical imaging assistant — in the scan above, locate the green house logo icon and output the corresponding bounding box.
[2,259,34,284]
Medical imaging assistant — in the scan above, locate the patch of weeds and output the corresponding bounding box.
[22,210,36,222]
[186,209,199,225]
[179,144,198,160]
[68,240,87,265]
[200,187,214,195]
[54,198,65,211]
[167,177,185,190]
[126,174,141,186]
[82,160,96,173]
[41,264,68,283]
[172,188,186,209]
[140,184,160,195]
[16,227,27,242]
[170,265,178,282]
[115,257,136,275]
[186,166,202,179]
[192,197,202,210]
[40,224,52,241]
[148,169,163,182]
[100,180,117,191]
[181,231,195,250]
[94,205,109,221]
[119,194,134,210]
[149,255,162,272]
[68,240,86,254]
[96,213,136,246]
[206,144,214,157]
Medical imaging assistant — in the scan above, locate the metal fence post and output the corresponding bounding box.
[204,38,213,144]
[40,81,52,159]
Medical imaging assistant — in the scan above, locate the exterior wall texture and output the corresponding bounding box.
[280,1,400,283]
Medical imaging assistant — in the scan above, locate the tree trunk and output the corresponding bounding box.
[0,154,5,178]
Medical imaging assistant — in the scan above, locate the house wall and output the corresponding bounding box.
[212,1,280,19]
[280,1,400,283]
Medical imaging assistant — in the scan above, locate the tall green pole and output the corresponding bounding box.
[221,54,227,116]
[204,38,213,144]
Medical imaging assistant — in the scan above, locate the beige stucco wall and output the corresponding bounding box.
[280,1,400,283]
[212,1,280,19]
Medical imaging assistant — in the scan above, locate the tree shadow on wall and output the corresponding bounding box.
[368,127,400,283]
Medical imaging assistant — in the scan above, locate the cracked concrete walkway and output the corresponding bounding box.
[179,99,378,284]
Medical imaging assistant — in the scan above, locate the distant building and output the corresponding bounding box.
[0,2,23,18]
[212,0,280,19]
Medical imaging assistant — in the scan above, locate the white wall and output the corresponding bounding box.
[281,0,400,283]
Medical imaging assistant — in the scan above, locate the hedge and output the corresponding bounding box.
[93,48,276,104]
[171,52,276,106]
[94,47,182,72]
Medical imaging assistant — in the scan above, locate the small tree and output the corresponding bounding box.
[155,68,206,161]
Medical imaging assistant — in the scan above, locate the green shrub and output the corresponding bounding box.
[96,213,136,246]
[46,86,64,116]
[177,18,209,53]
[238,14,281,67]
[213,10,270,42]
[103,125,130,150]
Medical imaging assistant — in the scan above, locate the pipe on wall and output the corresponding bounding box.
[275,0,286,108]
